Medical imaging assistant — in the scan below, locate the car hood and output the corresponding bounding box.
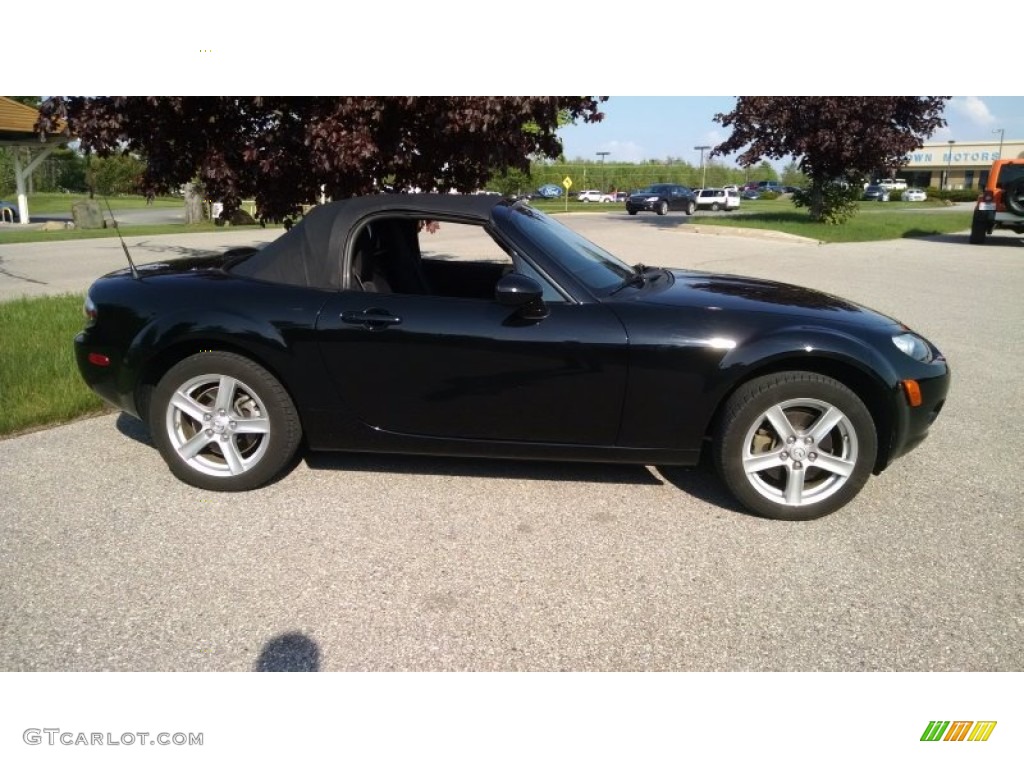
[635,269,902,329]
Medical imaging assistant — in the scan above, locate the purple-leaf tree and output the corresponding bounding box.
[712,97,949,222]
[37,97,606,221]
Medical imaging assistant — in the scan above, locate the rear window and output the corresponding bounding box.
[997,164,1024,187]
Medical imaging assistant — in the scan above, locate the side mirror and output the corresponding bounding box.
[495,273,548,319]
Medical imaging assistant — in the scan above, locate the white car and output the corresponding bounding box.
[902,187,927,202]
[577,189,613,203]
[695,187,740,211]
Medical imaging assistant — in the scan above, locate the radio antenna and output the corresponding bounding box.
[102,197,140,280]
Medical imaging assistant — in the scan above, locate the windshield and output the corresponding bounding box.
[503,205,634,294]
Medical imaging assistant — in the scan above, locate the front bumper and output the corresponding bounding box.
[886,362,950,467]
[627,198,661,212]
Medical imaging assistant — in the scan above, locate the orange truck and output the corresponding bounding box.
[970,158,1024,244]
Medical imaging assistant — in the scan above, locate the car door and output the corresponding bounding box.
[315,220,629,445]
[668,186,691,211]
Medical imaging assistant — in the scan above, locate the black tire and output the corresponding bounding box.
[657,200,668,216]
[149,351,302,491]
[1004,179,1024,216]
[711,202,721,211]
[627,207,637,216]
[685,200,696,215]
[969,213,988,245]
[713,372,877,520]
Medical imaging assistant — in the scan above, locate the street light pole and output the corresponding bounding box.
[945,140,955,192]
[993,128,1005,159]
[693,145,711,189]
[596,151,609,191]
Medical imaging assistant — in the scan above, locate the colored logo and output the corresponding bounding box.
[921,721,997,742]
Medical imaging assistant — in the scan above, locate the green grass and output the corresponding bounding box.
[533,196,971,243]
[690,210,972,243]
[0,222,270,244]
[16,193,184,214]
[0,294,109,436]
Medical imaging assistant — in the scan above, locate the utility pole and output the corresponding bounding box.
[993,128,1005,159]
[596,151,609,191]
[694,145,711,189]
[945,140,955,192]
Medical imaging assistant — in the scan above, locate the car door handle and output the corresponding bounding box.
[340,308,402,330]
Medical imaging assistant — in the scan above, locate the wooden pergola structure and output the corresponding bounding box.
[0,97,68,224]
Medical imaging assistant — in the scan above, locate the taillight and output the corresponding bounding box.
[983,190,994,204]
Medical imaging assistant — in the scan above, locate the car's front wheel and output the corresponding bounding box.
[149,351,302,491]
[685,200,696,215]
[713,372,877,520]
[657,201,668,215]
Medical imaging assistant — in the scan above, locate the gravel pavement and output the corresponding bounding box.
[1,213,1021,671]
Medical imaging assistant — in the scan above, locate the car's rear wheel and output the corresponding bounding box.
[685,200,696,215]
[713,372,877,520]
[969,213,988,245]
[711,202,721,211]
[657,201,668,215]
[149,351,302,491]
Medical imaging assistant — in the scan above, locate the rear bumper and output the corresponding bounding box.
[75,331,138,416]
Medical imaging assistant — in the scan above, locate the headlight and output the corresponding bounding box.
[892,332,932,362]
[645,196,659,202]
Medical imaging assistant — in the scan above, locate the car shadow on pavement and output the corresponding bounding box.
[304,452,664,486]
[255,632,321,671]
[116,412,154,446]
[917,231,1023,247]
[615,214,697,230]
[656,464,757,518]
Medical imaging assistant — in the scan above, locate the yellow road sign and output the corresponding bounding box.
[562,176,573,190]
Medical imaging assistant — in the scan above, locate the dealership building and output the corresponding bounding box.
[897,138,1024,190]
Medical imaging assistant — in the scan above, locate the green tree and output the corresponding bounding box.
[780,161,808,189]
[712,97,949,222]
[87,153,145,196]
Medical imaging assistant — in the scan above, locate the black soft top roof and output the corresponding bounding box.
[230,193,507,290]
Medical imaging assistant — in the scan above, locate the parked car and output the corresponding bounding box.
[756,181,785,195]
[625,184,696,216]
[577,190,613,203]
[862,185,890,202]
[533,184,562,199]
[877,178,908,191]
[741,189,761,200]
[0,200,17,223]
[970,157,1024,244]
[695,187,740,211]
[902,187,927,203]
[75,193,949,520]
[613,191,629,202]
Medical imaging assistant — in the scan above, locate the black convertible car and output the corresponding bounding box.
[76,194,949,520]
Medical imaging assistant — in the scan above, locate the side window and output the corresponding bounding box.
[351,218,565,303]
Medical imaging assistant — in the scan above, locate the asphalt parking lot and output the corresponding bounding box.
[1,213,1021,671]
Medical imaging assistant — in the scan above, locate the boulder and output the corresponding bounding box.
[71,200,105,230]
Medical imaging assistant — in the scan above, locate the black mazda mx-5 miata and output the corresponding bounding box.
[76,194,949,519]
